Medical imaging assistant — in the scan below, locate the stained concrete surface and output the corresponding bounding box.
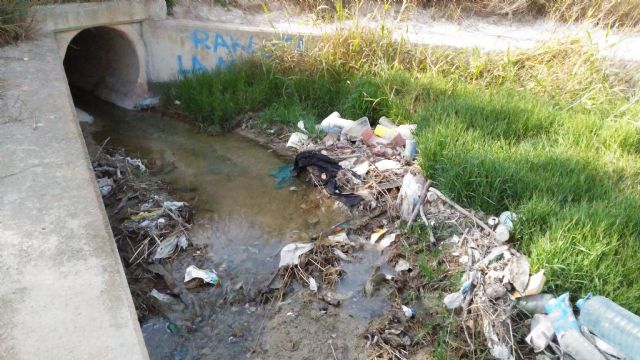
[0,35,148,359]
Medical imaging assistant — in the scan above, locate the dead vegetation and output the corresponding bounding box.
[0,0,32,46]
[286,0,640,29]
[92,147,194,316]
[93,147,193,265]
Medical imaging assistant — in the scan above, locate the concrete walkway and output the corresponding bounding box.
[0,35,148,359]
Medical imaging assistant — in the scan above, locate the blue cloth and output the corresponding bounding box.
[269,164,294,189]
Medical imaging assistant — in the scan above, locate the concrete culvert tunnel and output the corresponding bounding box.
[63,26,147,109]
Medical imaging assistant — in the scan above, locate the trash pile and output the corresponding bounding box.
[92,148,193,266]
[270,111,640,359]
[440,198,640,359]
[277,111,420,212]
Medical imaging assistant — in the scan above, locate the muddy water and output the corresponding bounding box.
[77,96,389,360]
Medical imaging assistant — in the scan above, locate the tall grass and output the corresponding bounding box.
[163,27,640,313]
[0,0,32,46]
[294,0,640,29]
[0,0,102,46]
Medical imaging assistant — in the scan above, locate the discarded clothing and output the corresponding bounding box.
[293,151,363,207]
[269,164,294,189]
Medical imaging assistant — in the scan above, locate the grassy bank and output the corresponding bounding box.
[162,27,640,313]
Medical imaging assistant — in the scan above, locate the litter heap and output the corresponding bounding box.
[274,112,640,360]
[92,148,194,315]
[93,148,193,264]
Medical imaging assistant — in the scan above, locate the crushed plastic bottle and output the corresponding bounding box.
[184,265,219,286]
[577,293,640,359]
[559,329,606,360]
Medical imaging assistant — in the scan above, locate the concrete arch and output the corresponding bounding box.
[62,24,148,109]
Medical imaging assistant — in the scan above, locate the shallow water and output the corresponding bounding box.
[78,96,389,359]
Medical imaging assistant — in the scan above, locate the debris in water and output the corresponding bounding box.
[75,107,94,124]
[278,243,315,268]
[149,289,173,303]
[134,97,160,110]
[152,233,188,260]
[92,148,193,267]
[125,157,146,172]
[369,228,387,244]
[96,177,113,197]
[319,291,341,306]
[184,265,219,286]
[308,276,318,292]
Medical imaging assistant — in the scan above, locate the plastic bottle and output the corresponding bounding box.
[404,139,417,160]
[320,111,354,129]
[499,211,516,230]
[516,293,555,314]
[559,330,606,360]
[576,294,640,359]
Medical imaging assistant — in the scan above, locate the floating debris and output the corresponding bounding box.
[184,265,219,287]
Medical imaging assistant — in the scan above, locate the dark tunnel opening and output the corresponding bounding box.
[64,26,142,109]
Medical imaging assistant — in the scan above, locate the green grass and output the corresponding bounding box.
[162,29,640,313]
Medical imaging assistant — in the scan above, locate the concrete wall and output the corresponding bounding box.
[143,20,307,82]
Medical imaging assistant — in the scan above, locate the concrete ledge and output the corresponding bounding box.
[0,35,148,360]
[32,0,166,33]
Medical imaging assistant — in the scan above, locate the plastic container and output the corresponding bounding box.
[342,117,373,141]
[373,125,402,145]
[577,294,640,359]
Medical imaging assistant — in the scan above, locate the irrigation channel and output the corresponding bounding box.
[77,94,391,359]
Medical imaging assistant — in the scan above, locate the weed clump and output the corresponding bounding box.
[0,0,32,46]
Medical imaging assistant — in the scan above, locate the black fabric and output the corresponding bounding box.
[293,151,363,207]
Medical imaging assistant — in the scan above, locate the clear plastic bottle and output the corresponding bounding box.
[516,293,555,314]
[576,294,640,359]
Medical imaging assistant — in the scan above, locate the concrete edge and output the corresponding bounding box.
[55,38,151,359]
[31,0,166,33]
